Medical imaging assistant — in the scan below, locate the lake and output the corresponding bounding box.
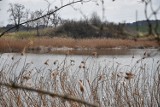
[0,48,159,76]
[0,48,159,85]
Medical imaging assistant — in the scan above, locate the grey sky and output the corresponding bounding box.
[0,0,160,26]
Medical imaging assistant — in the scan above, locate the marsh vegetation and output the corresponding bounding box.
[0,51,159,107]
[0,37,159,54]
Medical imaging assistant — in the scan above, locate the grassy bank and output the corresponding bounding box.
[0,37,159,54]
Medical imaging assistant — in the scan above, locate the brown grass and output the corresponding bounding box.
[0,37,159,53]
[0,38,28,52]
[76,38,159,48]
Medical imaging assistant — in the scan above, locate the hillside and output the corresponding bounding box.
[126,20,160,33]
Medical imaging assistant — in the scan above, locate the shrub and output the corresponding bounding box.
[54,19,127,39]
[55,20,98,38]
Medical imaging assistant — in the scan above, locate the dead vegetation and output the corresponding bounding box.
[0,37,159,53]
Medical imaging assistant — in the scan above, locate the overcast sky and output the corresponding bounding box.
[0,0,160,26]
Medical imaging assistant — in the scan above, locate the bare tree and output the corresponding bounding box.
[49,9,61,28]
[24,9,30,31]
[43,0,51,27]
[31,10,43,36]
[30,12,36,28]
[7,3,25,31]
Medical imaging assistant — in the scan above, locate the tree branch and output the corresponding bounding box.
[0,82,98,107]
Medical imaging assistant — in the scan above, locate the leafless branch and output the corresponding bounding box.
[0,82,98,107]
[149,1,160,40]
[143,0,153,35]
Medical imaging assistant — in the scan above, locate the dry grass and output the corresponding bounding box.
[76,38,159,48]
[0,38,28,52]
[0,37,159,53]
[0,53,159,107]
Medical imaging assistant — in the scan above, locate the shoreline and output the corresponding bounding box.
[1,46,159,56]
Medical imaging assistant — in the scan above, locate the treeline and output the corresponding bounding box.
[3,17,160,39]
[1,3,127,39]
[1,16,127,39]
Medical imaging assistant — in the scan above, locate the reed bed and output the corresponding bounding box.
[0,52,159,107]
[0,37,159,53]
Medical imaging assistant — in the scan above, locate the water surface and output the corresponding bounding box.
[0,49,159,76]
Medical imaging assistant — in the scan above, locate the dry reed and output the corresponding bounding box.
[0,37,159,54]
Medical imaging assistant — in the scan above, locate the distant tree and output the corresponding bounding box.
[89,12,105,37]
[24,9,30,31]
[7,3,25,31]
[42,0,61,28]
[90,12,102,27]
[42,0,51,27]
[50,9,61,28]
[32,10,43,36]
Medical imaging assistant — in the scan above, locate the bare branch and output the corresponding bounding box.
[0,82,98,107]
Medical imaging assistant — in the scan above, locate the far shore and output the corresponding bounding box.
[0,37,159,55]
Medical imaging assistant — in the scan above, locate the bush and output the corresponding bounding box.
[55,20,98,38]
[54,19,127,39]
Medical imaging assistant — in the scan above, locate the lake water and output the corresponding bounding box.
[0,49,159,77]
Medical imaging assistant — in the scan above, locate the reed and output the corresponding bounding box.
[0,52,159,107]
[0,37,159,53]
